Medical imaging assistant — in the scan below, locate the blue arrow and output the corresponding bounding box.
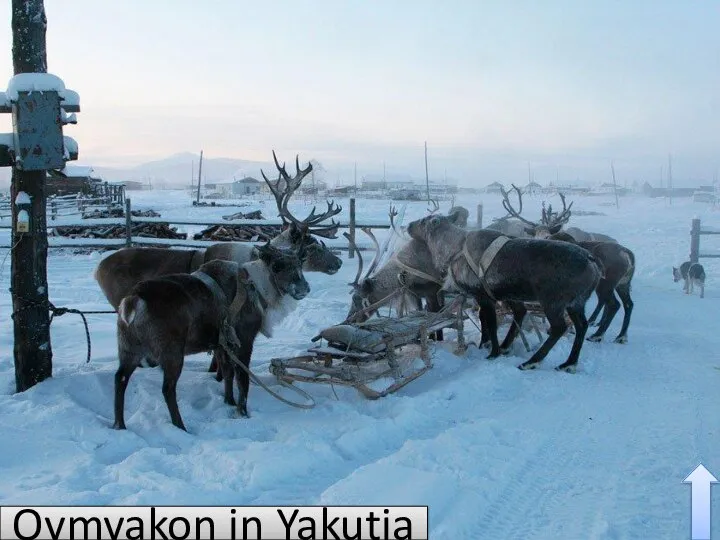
[683,464,718,539]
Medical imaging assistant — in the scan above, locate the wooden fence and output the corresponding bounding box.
[690,218,720,263]
[0,198,391,255]
[0,191,123,221]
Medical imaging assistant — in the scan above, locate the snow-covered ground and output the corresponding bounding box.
[1,190,719,538]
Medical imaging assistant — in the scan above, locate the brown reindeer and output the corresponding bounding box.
[550,231,635,343]
[113,242,309,431]
[95,152,341,312]
[407,213,601,372]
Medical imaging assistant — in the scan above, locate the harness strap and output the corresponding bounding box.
[460,235,510,302]
[394,257,444,285]
[192,270,229,306]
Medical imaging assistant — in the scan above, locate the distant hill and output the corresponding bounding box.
[88,152,278,187]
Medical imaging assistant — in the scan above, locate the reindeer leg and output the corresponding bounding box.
[113,357,138,430]
[586,293,604,326]
[613,283,634,344]
[587,282,619,342]
[518,308,566,371]
[478,306,490,347]
[426,289,444,341]
[479,297,501,358]
[500,301,527,354]
[234,338,255,418]
[700,281,705,299]
[556,303,589,373]
[684,277,690,294]
[160,349,187,432]
[217,349,237,406]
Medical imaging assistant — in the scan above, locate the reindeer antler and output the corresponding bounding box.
[361,227,384,279]
[541,192,573,228]
[388,204,404,238]
[500,184,538,228]
[427,199,440,214]
[343,232,364,286]
[261,150,342,238]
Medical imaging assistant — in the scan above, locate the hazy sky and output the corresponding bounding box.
[1,0,719,186]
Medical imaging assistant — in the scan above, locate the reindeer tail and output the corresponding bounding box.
[118,295,145,326]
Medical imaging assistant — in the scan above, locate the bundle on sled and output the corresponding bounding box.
[270,296,469,399]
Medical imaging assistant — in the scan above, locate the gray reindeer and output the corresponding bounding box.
[407,213,601,372]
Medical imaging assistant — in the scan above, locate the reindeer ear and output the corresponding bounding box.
[549,224,563,235]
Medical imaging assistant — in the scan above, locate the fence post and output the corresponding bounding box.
[125,198,132,247]
[690,218,700,264]
[348,198,356,259]
[476,203,483,228]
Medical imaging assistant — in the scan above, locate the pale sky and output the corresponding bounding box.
[1,0,719,186]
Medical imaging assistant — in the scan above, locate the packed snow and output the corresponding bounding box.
[0,190,719,538]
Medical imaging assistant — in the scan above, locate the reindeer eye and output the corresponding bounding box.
[272,262,285,272]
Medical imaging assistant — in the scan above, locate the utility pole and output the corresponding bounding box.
[383,161,386,191]
[6,0,73,391]
[424,141,430,203]
[195,150,203,204]
[610,161,620,209]
[354,161,357,195]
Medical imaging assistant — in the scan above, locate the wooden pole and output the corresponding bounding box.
[690,218,700,264]
[125,198,132,247]
[195,150,203,204]
[424,141,430,203]
[476,203,483,228]
[10,0,53,392]
[348,198,356,259]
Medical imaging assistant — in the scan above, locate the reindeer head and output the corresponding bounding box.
[673,266,683,282]
[286,224,342,275]
[500,184,572,238]
[407,214,449,243]
[343,228,390,323]
[254,241,310,300]
[261,151,343,275]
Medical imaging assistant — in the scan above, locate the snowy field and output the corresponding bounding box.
[1,190,719,538]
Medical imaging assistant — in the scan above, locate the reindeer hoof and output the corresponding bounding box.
[613,336,628,344]
[518,361,538,371]
[112,422,126,430]
[487,350,501,360]
[555,364,577,374]
[586,335,603,343]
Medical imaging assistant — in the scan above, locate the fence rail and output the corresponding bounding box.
[690,218,720,262]
[0,197,390,254]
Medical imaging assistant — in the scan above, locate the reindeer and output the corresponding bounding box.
[95,152,341,311]
[345,205,468,340]
[407,214,601,372]
[549,231,635,343]
[673,261,706,298]
[113,243,309,431]
[489,184,616,242]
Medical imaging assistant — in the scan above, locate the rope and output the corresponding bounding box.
[218,319,316,410]
[10,295,116,364]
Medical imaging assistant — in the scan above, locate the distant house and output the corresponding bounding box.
[300,179,328,195]
[484,182,504,194]
[46,165,103,197]
[232,177,262,195]
[205,177,262,197]
[524,181,542,195]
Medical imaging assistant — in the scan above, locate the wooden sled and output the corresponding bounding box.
[270,298,469,399]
